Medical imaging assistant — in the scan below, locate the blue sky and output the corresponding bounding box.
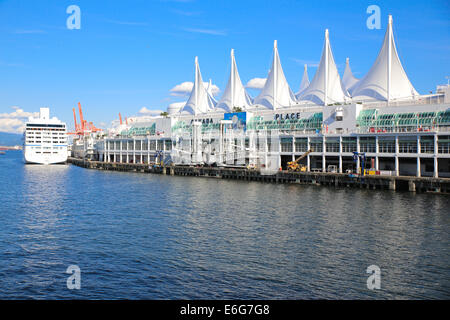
[0,0,449,132]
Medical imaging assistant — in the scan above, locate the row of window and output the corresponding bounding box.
[34,152,61,154]
[28,146,66,149]
[26,140,66,143]
[26,131,65,134]
[278,141,449,154]
[102,138,450,155]
[105,140,172,151]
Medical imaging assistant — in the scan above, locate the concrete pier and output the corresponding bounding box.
[68,158,450,193]
[409,180,416,192]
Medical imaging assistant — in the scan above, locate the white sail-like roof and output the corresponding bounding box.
[254,40,297,110]
[351,15,418,101]
[180,57,216,115]
[295,64,310,99]
[216,49,253,112]
[342,58,359,95]
[206,79,218,104]
[299,29,347,105]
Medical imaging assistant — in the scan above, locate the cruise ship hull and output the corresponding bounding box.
[23,147,68,165]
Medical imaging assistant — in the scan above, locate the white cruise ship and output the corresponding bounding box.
[23,107,68,164]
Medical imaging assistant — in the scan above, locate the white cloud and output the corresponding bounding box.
[183,28,227,36]
[0,106,39,133]
[0,118,25,134]
[138,107,165,116]
[107,108,165,129]
[170,81,220,96]
[170,81,194,96]
[246,78,266,89]
[0,106,37,119]
[168,101,186,108]
[290,58,320,67]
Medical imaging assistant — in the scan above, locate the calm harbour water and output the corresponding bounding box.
[0,150,449,299]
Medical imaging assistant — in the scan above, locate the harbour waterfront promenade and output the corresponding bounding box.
[68,157,450,193]
[70,15,450,182]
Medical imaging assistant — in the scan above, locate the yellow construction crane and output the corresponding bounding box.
[287,149,313,172]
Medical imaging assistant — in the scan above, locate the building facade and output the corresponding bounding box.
[74,15,450,178]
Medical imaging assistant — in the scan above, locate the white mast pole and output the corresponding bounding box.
[324,29,329,106]
[273,40,277,110]
[300,64,307,96]
[387,15,392,104]
[195,56,199,115]
[231,49,234,111]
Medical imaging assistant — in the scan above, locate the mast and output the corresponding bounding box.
[208,78,213,96]
[195,56,199,115]
[231,49,234,110]
[297,64,309,97]
[273,40,277,110]
[324,29,329,106]
[387,15,392,104]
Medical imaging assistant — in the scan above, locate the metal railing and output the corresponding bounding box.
[356,125,450,134]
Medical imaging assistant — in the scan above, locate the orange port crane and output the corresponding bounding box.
[68,107,81,135]
[68,102,102,135]
[72,108,79,132]
[78,103,83,130]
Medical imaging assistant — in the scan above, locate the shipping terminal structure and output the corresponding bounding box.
[72,16,450,178]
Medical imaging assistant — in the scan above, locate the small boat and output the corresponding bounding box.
[0,151,6,155]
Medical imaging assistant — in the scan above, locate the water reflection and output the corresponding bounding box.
[13,164,70,296]
[0,151,449,299]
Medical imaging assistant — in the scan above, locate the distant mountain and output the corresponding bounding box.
[0,132,22,146]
